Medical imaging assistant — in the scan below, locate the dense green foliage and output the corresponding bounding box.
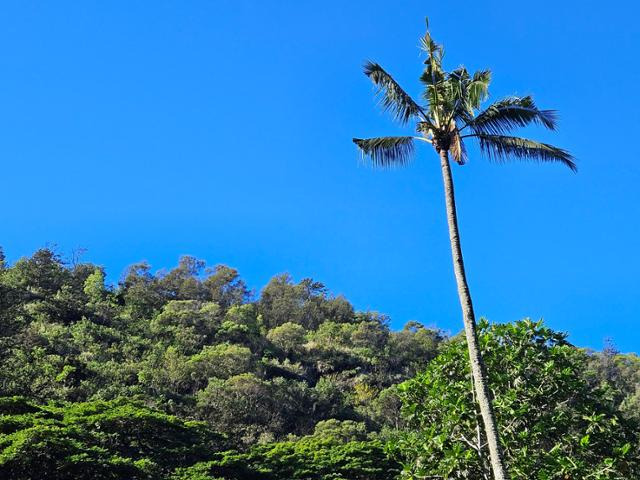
[0,249,443,447]
[171,420,400,480]
[0,396,397,480]
[1,248,639,479]
[0,396,225,479]
[394,320,640,479]
[0,248,439,478]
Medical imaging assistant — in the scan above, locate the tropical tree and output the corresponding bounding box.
[393,320,639,479]
[353,20,574,480]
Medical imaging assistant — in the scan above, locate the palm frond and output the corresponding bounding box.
[420,63,445,88]
[444,67,491,125]
[449,131,467,165]
[353,136,416,168]
[468,96,557,135]
[467,69,491,110]
[474,134,576,171]
[419,23,446,122]
[419,21,444,64]
[363,62,424,124]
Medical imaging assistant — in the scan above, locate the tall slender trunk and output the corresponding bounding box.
[439,149,509,480]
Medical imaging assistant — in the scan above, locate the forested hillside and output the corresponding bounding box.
[0,248,444,440]
[0,248,639,479]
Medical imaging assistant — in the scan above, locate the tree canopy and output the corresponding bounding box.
[0,249,443,447]
[393,320,640,479]
[0,249,638,479]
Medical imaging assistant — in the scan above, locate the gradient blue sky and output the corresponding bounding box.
[2,1,638,352]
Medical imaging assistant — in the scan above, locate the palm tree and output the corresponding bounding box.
[353,20,574,480]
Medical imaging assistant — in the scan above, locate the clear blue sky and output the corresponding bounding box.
[1,1,638,352]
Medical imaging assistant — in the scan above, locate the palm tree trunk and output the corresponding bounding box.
[439,149,509,480]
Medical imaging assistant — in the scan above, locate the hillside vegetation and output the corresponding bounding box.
[0,248,638,479]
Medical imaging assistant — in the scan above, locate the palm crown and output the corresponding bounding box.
[353,22,576,172]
